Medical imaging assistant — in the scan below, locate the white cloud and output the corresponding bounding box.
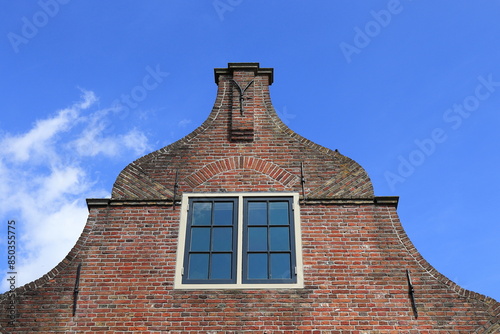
[69,104,150,158]
[178,119,192,128]
[122,129,149,155]
[1,90,97,163]
[0,90,150,292]
[76,89,98,109]
[2,108,77,163]
[71,125,149,158]
[37,166,88,205]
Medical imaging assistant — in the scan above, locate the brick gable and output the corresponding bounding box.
[1,63,498,333]
[112,63,374,201]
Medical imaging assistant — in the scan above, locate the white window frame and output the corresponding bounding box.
[174,192,304,289]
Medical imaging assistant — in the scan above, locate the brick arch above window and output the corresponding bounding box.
[192,169,288,193]
[184,156,300,190]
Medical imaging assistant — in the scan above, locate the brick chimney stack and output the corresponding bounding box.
[214,63,273,142]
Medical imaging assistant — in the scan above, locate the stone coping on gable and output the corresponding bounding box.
[86,196,399,210]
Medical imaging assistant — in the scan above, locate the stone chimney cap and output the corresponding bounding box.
[214,62,274,85]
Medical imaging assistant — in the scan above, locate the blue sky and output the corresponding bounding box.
[0,1,499,301]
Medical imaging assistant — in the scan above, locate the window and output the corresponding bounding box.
[243,198,295,283]
[175,193,303,289]
[183,199,238,284]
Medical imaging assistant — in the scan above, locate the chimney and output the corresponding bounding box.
[214,63,273,142]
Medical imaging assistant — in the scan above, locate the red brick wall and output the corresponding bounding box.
[1,202,497,333]
[1,63,498,333]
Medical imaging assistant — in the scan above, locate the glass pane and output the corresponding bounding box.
[192,202,212,225]
[270,253,291,279]
[269,201,289,225]
[214,202,233,225]
[212,227,233,251]
[211,253,232,279]
[188,254,209,279]
[190,228,210,251]
[270,227,290,251]
[248,227,268,251]
[248,253,268,279]
[248,202,267,225]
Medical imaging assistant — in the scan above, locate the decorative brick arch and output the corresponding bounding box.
[184,156,299,189]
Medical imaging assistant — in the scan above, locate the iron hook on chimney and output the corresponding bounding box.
[231,79,254,115]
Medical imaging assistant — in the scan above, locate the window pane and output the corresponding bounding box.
[269,201,289,225]
[211,253,232,279]
[188,254,209,279]
[248,227,268,251]
[248,253,268,279]
[212,227,232,251]
[190,228,210,251]
[192,202,212,225]
[271,253,291,279]
[248,202,267,225]
[213,202,233,225]
[270,227,290,251]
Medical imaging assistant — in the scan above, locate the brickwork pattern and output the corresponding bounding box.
[1,203,498,333]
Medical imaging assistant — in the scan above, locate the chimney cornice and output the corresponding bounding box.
[214,62,274,85]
